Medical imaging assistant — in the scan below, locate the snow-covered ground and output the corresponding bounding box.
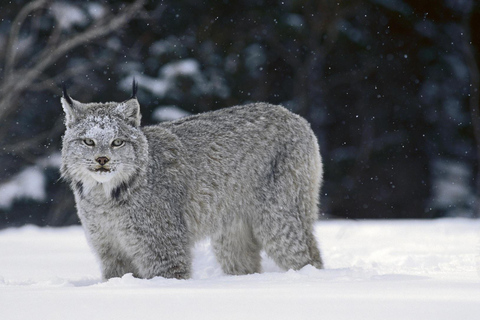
[0,219,479,320]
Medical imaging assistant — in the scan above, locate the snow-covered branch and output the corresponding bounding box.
[0,0,147,124]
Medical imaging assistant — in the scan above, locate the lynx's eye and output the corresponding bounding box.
[111,139,125,148]
[83,138,95,147]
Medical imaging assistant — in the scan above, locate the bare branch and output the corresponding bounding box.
[22,0,146,87]
[28,63,94,92]
[0,0,147,122]
[4,0,51,77]
[2,119,64,155]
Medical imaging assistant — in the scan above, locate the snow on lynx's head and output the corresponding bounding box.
[60,81,148,195]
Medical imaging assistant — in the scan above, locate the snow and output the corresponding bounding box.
[86,3,105,20]
[123,59,203,98]
[245,44,266,75]
[149,37,185,57]
[0,153,61,209]
[0,219,479,320]
[0,167,46,209]
[284,14,304,29]
[50,2,87,30]
[161,59,200,78]
[152,105,191,122]
[122,58,230,99]
[431,160,475,216]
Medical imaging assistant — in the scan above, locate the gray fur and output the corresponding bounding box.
[60,91,324,280]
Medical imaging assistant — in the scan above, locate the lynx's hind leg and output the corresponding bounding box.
[253,203,321,271]
[256,201,323,270]
[212,216,262,275]
[254,137,324,271]
[304,222,324,269]
[294,154,324,270]
[304,139,324,269]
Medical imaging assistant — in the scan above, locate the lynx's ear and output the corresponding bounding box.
[115,79,141,127]
[61,85,86,128]
[130,78,138,99]
[116,98,141,127]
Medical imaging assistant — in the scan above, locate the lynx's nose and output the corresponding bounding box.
[96,156,110,166]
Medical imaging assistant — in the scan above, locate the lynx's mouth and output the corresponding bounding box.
[95,167,111,173]
[88,166,116,183]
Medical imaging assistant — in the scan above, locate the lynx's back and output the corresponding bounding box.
[146,103,323,241]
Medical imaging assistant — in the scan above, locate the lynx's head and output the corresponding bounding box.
[60,80,148,197]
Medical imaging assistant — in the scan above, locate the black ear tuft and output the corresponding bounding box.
[130,78,138,99]
[62,83,74,106]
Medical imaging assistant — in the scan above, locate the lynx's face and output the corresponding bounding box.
[60,84,148,194]
[62,112,144,185]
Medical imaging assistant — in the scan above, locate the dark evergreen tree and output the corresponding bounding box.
[1,0,479,227]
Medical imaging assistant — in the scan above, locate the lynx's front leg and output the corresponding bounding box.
[134,250,191,279]
[99,251,139,280]
[84,228,139,280]
[128,212,192,279]
[131,237,192,279]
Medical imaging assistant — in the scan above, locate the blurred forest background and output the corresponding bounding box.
[1,0,480,228]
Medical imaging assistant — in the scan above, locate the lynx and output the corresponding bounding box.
[60,81,324,280]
